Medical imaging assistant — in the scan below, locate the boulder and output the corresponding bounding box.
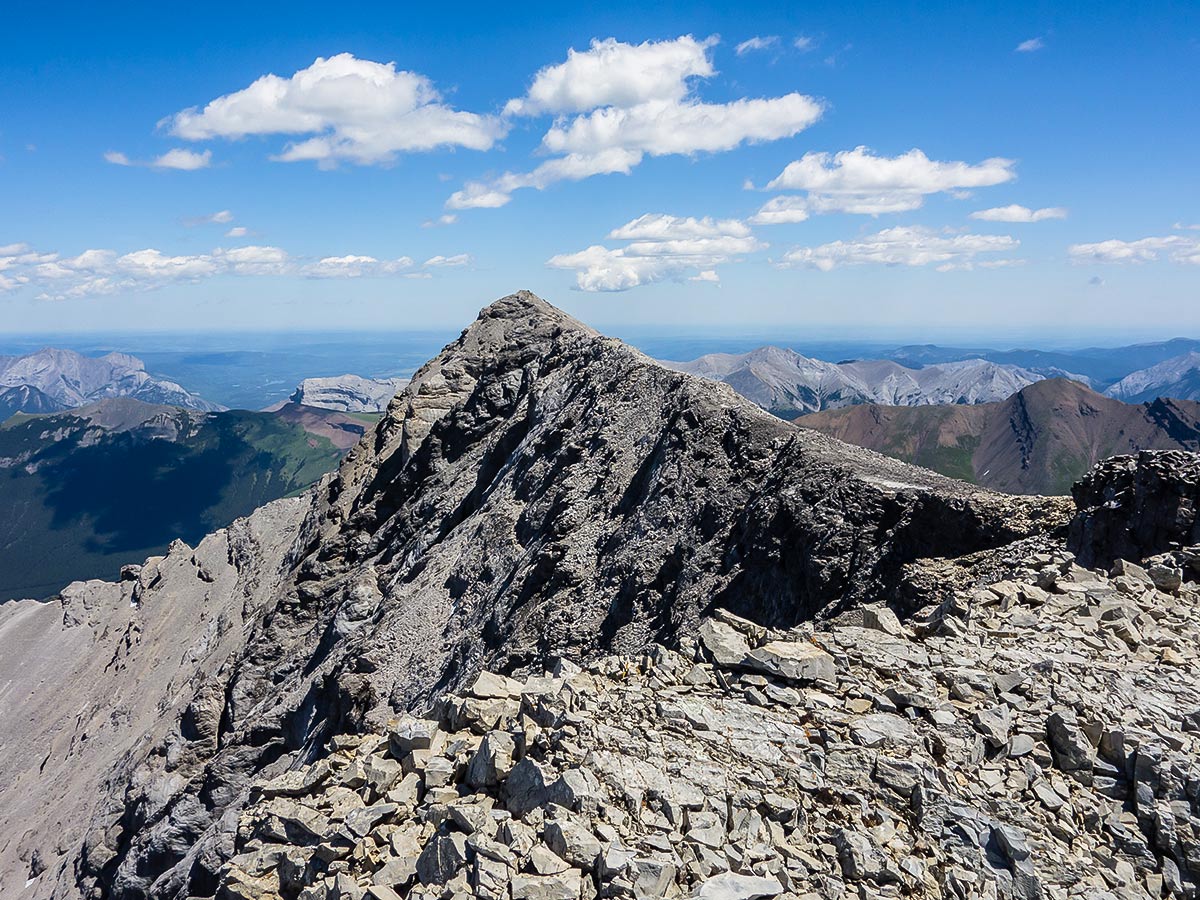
[1068,450,1200,567]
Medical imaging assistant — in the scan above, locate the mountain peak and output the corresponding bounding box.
[473,290,596,335]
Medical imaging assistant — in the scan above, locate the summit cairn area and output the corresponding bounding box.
[219,549,1200,900]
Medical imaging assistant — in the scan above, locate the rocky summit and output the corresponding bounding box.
[0,293,1197,900]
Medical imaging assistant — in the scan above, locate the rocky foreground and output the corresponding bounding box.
[220,544,1200,900]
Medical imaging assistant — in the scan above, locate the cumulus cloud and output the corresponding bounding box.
[735,36,779,55]
[504,36,716,117]
[2,239,462,300]
[970,204,1067,223]
[547,213,763,291]
[105,148,212,170]
[423,254,471,267]
[225,226,248,237]
[303,254,414,278]
[794,35,817,52]
[751,146,1016,223]
[779,226,1020,271]
[0,244,56,292]
[1016,37,1045,52]
[452,36,823,210]
[165,53,506,167]
[1068,235,1200,265]
[447,148,643,210]
[153,148,212,170]
[607,214,751,241]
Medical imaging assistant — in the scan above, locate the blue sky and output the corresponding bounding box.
[0,0,1197,338]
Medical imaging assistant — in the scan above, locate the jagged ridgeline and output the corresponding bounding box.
[0,292,1086,898]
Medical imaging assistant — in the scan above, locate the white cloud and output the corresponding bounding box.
[736,36,779,56]
[214,245,290,275]
[1173,222,1200,231]
[421,214,458,228]
[608,214,751,241]
[541,93,823,158]
[303,254,414,278]
[423,254,471,267]
[780,225,1020,271]
[794,35,817,52]
[4,238,456,300]
[1068,235,1200,265]
[166,53,506,166]
[752,146,1016,223]
[225,226,248,237]
[153,148,212,170]
[447,148,643,209]
[764,146,1015,194]
[452,36,823,210]
[547,213,763,291]
[970,204,1067,223]
[504,36,715,117]
[104,149,212,170]
[1016,37,1045,52]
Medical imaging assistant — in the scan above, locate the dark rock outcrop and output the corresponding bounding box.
[0,292,1069,899]
[1068,449,1200,567]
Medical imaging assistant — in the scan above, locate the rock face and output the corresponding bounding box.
[290,375,410,413]
[0,292,1081,899]
[213,549,1200,900]
[1069,450,1200,567]
[796,379,1200,496]
[660,346,1067,418]
[0,347,220,419]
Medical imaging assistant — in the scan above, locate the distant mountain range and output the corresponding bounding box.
[664,340,1200,419]
[1105,350,1200,403]
[796,378,1200,494]
[883,337,1200,387]
[0,348,220,421]
[660,346,1084,417]
[0,397,375,601]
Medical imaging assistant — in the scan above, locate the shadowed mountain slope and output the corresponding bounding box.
[0,398,372,600]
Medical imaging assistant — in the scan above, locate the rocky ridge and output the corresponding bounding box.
[0,293,1164,900]
[217,542,1200,900]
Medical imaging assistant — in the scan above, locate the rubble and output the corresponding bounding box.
[219,546,1200,900]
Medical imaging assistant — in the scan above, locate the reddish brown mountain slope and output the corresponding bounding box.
[796,378,1200,494]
